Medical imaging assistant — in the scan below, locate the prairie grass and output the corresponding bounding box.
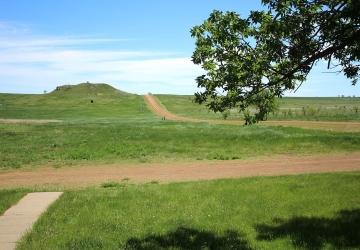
[0,189,27,215]
[1,121,360,169]
[17,172,360,249]
[156,95,360,121]
[1,85,360,170]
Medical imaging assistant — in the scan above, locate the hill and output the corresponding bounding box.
[0,83,151,120]
[49,82,129,96]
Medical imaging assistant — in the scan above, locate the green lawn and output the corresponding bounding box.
[0,189,27,215]
[156,95,360,121]
[17,172,360,249]
[2,121,360,169]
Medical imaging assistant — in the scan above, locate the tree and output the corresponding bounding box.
[191,0,360,124]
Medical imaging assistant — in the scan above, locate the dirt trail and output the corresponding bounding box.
[1,153,360,188]
[0,119,62,124]
[144,94,202,123]
[144,94,360,132]
[144,94,238,125]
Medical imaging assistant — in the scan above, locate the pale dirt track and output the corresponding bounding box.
[144,94,360,132]
[0,119,61,124]
[1,153,360,188]
[144,94,201,122]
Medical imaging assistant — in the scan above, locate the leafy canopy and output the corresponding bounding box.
[191,0,360,124]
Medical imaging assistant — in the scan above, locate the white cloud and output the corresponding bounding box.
[0,37,130,49]
[0,48,171,63]
[0,34,203,94]
[1,21,357,96]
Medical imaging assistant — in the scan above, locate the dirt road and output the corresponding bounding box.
[144,94,360,132]
[144,94,202,122]
[1,153,359,187]
[144,94,239,124]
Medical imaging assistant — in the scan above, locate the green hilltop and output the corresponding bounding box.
[49,82,129,97]
[0,83,151,120]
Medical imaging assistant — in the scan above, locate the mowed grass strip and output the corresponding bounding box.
[1,121,360,169]
[156,95,360,121]
[0,189,28,215]
[17,172,360,249]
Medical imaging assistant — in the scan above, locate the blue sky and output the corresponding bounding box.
[0,0,358,96]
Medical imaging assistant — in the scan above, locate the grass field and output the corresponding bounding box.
[2,121,360,169]
[16,172,360,249]
[1,83,360,170]
[0,189,27,215]
[2,85,359,122]
[156,95,360,121]
[1,83,360,249]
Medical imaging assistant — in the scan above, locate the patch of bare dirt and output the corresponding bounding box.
[1,153,359,188]
[144,94,360,132]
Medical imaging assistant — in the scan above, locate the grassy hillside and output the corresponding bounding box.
[156,95,360,121]
[17,172,360,249]
[0,83,151,120]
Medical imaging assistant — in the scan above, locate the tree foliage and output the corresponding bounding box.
[191,0,360,124]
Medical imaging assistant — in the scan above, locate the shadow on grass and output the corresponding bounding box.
[255,209,360,250]
[123,226,252,250]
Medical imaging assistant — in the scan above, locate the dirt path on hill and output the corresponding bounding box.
[144,94,360,132]
[144,94,201,122]
[144,94,237,124]
[0,153,359,188]
[0,119,62,124]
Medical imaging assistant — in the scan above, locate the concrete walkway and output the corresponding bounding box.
[0,192,63,250]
